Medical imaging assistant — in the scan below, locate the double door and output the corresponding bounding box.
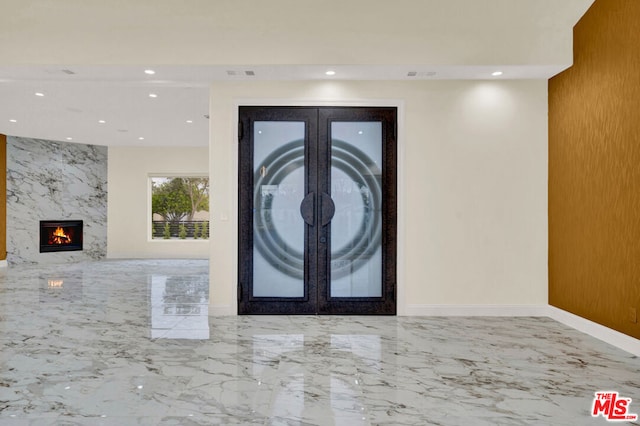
[238,106,396,314]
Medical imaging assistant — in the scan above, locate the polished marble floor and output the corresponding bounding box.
[0,260,639,425]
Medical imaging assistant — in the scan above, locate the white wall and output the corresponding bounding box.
[108,146,209,259]
[209,80,548,315]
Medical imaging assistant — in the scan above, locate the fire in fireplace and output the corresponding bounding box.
[40,220,83,253]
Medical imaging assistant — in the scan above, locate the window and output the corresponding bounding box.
[150,176,209,240]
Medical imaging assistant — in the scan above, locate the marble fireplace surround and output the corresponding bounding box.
[6,136,107,265]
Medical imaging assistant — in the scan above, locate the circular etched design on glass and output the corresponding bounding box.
[253,139,381,279]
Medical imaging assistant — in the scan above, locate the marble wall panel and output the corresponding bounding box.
[6,136,107,264]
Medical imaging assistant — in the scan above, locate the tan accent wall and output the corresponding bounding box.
[0,134,6,261]
[549,0,640,338]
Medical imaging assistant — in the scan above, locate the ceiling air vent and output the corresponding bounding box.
[226,70,256,77]
[61,69,76,75]
[407,71,437,78]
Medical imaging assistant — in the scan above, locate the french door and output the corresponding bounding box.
[238,106,396,314]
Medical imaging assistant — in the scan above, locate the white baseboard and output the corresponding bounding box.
[209,302,640,356]
[404,304,639,356]
[546,306,640,357]
[403,304,550,317]
[209,304,235,316]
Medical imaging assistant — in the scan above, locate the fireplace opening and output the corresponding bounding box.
[40,220,83,253]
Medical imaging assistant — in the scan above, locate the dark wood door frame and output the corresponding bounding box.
[238,106,397,315]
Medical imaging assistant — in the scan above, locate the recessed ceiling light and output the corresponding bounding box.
[325,70,336,76]
[492,71,503,76]
[66,137,73,141]
[35,92,44,97]
[138,137,145,140]
[186,120,193,124]
[9,119,17,123]
[144,69,156,75]
[149,93,158,98]
[358,130,363,135]
[98,120,106,124]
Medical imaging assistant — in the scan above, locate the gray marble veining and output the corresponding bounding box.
[0,259,639,425]
[6,136,108,265]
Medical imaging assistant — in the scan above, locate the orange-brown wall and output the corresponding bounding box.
[549,0,640,339]
[0,134,6,261]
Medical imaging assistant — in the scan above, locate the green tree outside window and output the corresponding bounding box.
[151,177,210,240]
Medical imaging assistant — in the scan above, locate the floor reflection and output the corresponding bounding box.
[39,271,84,303]
[0,260,639,425]
[249,332,385,424]
[149,274,209,339]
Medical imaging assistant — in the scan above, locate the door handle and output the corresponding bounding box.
[320,192,335,226]
[300,192,315,226]
[300,192,334,226]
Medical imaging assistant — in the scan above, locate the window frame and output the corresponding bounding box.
[148,173,210,242]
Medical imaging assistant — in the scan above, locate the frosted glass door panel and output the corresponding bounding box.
[253,121,305,297]
[330,122,382,297]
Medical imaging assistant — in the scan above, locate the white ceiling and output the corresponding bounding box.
[0,66,211,147]
[0,0,595,148]
[0,63,573,148]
